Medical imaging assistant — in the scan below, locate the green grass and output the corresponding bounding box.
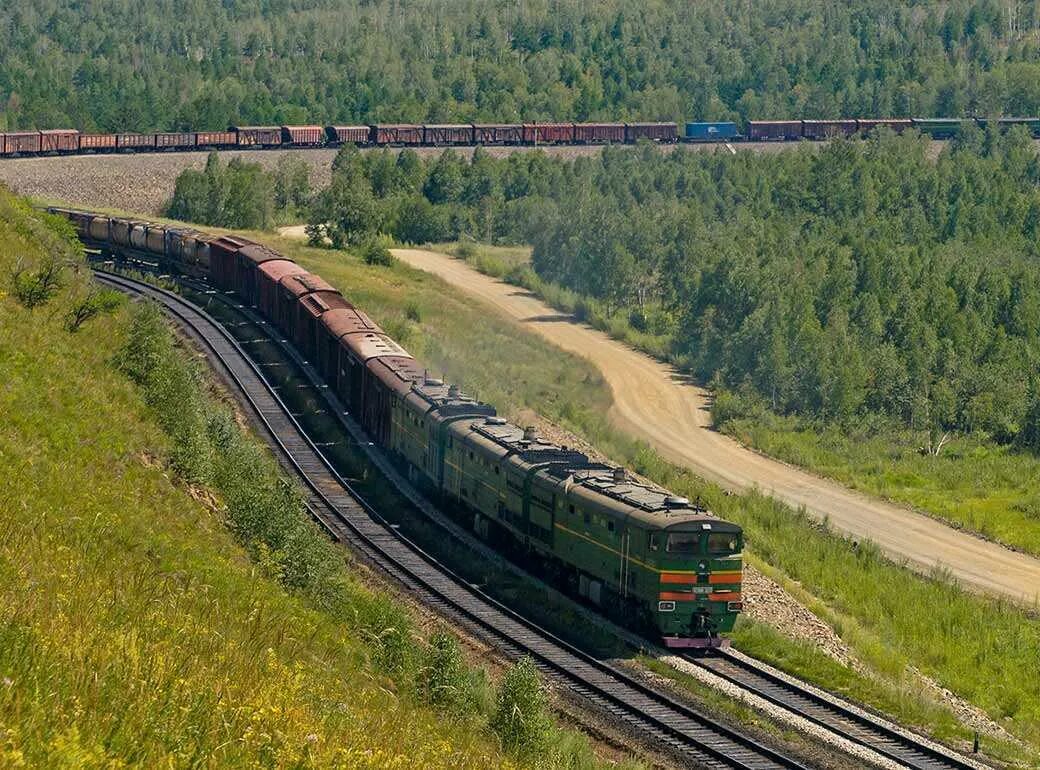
[244,233,1040,765]
[0,191,645,769]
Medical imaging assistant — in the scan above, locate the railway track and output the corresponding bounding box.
[96,268,808,770]
[687,650,982,770]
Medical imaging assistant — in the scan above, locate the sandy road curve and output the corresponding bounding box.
[383,246,1040,604]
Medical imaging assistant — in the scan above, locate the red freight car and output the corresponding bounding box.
[747,121,803,141]
[372,124,424,145]
[317,307,382,397]
[236,243,284,304]
[801,120,858,140]
[856,118,912,134]
[208,235,254,291]
[624,122,678,142]
[364,355,425,445]
[295,284,352,361]
[423,124,474,145]
[195,131,237,148]
[573,123,625,143]
[155,132,196,150]
[117,133,156,151]
[40,129,79,153]
[233,126,283,147]
[472,124,524,145]
[523,123,575,144]
[257,260,308,323]
[2,132,42,155]
[326,125,371,145]
[79,133,117,152]
[282,125,325,146]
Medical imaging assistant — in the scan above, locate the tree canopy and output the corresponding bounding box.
[6,0,1040,130]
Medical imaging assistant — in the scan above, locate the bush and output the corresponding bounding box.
[10,257,64,308]
[418,632,468,708]
[491,656,552,758]
[360,234,395,266]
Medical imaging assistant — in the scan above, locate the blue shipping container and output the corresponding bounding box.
[685,122,738,141]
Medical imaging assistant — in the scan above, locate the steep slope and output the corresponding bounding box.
[0,189,571,768]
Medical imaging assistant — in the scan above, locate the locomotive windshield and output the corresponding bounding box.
[665,532,700,553]
[707,532,741,554]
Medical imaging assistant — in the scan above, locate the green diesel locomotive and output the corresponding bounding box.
[389,377,743,648]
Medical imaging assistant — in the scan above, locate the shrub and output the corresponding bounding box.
[360,234,396,266]
[418,632,468,708]
[10,256,64,309]
[491,656,552,758]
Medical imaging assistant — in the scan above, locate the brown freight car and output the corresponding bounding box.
[423,124,474,145]
[296,287,352,361]
[195,131,237,148]
[281,125,325,146]
[155,132,197,150]
[316,307,382,395]
[326,125,371,145]
[79,133,117,152]
[747,121,803,141]
[40,129,80,153]
[208,235,254,291]
[372,124,424,145]
[523,123,575,144]
[236,243,284,304]
[233,126,284,147]
[117,133,156,151]
[257,260,308,322]
[624,122,678,142]
[472,124,524,145]
[573,123,626,143]
[363,355,425,444]
[2,132,42,155]
[801,120,858,140]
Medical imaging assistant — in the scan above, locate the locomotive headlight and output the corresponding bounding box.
[658,601,676,612]
[697,561,707,571]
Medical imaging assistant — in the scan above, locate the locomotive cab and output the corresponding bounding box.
[652,520,743,648]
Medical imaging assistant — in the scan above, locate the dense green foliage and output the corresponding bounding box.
[167,152,285,229]
[310,132,1040,447]
[7,0,1040,130]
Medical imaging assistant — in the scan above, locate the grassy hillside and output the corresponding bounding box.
[0,189,639,768]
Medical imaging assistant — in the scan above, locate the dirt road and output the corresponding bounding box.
[384,247,1040,604]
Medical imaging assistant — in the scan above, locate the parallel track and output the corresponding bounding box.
[96,269,808,770]
[688,651,980,770]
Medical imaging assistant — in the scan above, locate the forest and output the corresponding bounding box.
[198,127,1037,451]
[5,0,1040,130]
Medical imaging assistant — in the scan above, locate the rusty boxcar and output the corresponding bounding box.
[79,133,117,152]
[523,123,575,144]
[326,125,372,145]
[371,124,424,145]
[423,124,474,145]
[472,124,524,145]
[155,132,197,150]
[233,126,284,147]
[624,122,678,142]
[281,125,325,145]
[117,133,156,150]
[195,131,237,148]
[801,119,858,140]
[747,121,803,141]
[40,129,80,153]
[2,132,42,155]
[573,123,625,143]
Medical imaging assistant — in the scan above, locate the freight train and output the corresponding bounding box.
[5,116,1040,157]
[50,206,744,648]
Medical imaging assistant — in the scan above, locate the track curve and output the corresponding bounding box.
[96,269,809,770]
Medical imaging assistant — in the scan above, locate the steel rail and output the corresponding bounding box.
[96,269,808,770]
[688,651,981,770]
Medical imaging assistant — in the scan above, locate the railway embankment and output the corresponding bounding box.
[0,187,647,769]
